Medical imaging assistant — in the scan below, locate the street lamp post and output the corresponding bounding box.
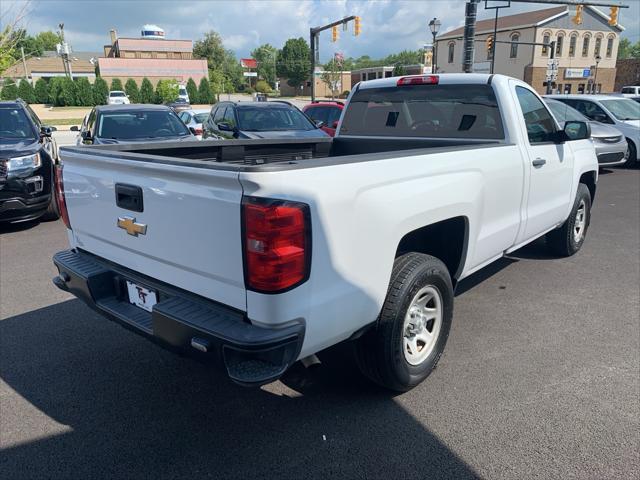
[593,54,601,94]
[429,18,441,74]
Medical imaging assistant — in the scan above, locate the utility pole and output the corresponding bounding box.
[310,15,360,102]
[20,47,29,84]
[57,23,73,80]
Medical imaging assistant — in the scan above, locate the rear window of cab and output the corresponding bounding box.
[340,84,504,139]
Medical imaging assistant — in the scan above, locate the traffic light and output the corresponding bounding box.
[572,5,584,25]
[354,16,361,36]
[332,25,339,42]
[486,36,493,53]
[609,6,619,26]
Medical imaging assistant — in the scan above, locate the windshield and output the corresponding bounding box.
[0,107,37,140]
[179,88,187,95]
[97,110,191,139]
[340,84,504,139]
[546,100,589,123]
[110,91,126,97]
[600,99,640,121]
[194,113,209,123]
[237,106,315,131]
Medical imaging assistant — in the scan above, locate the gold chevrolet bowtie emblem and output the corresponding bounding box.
[117,216,147,236]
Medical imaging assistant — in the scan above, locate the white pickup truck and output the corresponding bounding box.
[53,74,598,391]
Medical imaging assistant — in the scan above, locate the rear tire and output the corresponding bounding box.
[623,139,637,168]
[354,253,453,392]
[546,183,591,257]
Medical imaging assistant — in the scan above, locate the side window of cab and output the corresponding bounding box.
[515,86,557,143]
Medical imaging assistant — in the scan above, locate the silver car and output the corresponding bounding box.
[178,109,210,140]
[545,98,627,167]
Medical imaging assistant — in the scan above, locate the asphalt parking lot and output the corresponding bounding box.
[1,167,638,479]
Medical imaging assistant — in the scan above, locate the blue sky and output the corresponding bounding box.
[9,0,640,62]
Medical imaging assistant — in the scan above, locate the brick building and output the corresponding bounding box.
[97,29,208,86]
[614,58,640,91]
[435,6,624,94]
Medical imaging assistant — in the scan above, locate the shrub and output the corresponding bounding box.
[155,79,179,103]
[58,77,77,106]
[124,78,139,103]
[17,79,36,103]
[139,77,155,104]
[255,80,272,94]
[110,78,123,92]
[197,78,213,104]
[0,80,18,100]
[75,77,93,106]
[34,78,49,103]
[48,78,63,105]
[92,77,109,105]
[186,77,198,104]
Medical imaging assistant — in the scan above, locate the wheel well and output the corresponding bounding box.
[579,171,597,201]
[395,217,468,282]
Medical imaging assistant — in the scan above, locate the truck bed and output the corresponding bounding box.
[60,137,503,172]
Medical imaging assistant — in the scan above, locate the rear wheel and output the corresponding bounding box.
[546,183,591,257]
[623,139,637,168]
[354,253,453,392]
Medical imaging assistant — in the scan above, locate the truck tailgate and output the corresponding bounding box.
[60,148,246,311]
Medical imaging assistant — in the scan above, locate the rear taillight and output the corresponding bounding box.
[54,165,71,229]
[242,196,311,293]
[397,75,439,86]
[195,127,203,135]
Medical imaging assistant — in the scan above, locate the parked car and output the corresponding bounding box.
[166,98,191,114]
[0,99,59,223]
[203,101,329,140]
[178,108,209,140]
[70,104,195,145]
[107,90,130,105]
[302,101,344,136]
[621,86,640,97]
[178,84,189,103]
[546,94,639,167]
[54,74,597,391]
[545,98,627,167]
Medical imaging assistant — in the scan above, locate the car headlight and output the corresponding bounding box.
[7,153,41,172]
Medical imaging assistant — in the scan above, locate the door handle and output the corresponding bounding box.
[532,158,547,167]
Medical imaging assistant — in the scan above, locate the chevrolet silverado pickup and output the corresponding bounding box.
[52,74,598,391]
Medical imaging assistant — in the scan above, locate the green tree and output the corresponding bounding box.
[75,77,93,106]
[193,31,243,92]
[0,80,18,100]
[92,77,109,105]
[251,43,277,88]
[110,78,123,91]
[321,58,343,99]
[198,77,214,103]
[277,38,310,88]
[618,39,640,59]
[34,78,49,103]
[139,77,155,103]
[17,78,35,103]
[124,78,140,103]
[255,80,272,94]
[35,31,62,51]
[48,77,63,105]
[186,77,198,104]
[155,79,179,103]
[58,77,77,106]
[392,64,407,76]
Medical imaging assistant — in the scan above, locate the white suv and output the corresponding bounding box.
[178,85,189,103]
[107,91,130,105]
[621,86,640,97]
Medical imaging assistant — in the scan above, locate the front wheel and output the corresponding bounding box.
[623,139,637,168]
[546,183,591,257]
[354,253,453,392]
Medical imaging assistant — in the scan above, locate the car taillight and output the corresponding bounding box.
[242,196,311,293]
[195,127,203,135]
[397,75,439,86]
[54,165,71,229]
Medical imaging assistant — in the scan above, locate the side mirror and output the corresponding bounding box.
[314,120,325,128]
[81,131,93,144]
[70,125,79,132]
[563,120,591,141]
[217,122,234,132]
[40,126,55,136]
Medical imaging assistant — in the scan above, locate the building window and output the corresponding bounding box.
[594,37,602,57]
[582,35,590,57]
[556,35,564,56]
[448,42,455,63]
[597,83,601,94]
[569,34,577,57]
[564,84,572,94]
[606,37,614,57]
[556,83,563,94]
[510,33,519,58]
[578,83,585,94]
[542,34,550,56]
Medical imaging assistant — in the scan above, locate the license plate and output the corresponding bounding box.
[126,281,157,312]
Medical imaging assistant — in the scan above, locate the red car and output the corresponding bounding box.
[303,101,344,137]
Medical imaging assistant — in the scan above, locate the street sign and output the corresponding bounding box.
[243,72,257,77]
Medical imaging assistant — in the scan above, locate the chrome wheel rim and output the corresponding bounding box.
[573,199,587,243]
[402,286,443,366]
